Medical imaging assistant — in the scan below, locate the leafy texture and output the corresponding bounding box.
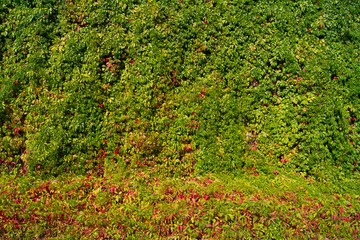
[0,173,359,239]
[1,0,360,238]
[1,0,360,179]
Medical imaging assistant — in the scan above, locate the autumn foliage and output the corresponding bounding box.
[0,0,360,238]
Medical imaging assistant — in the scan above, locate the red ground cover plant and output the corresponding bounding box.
[0,173,359,239]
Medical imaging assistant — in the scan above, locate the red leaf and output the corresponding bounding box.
[339,207,344,213]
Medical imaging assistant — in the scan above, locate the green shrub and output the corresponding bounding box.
[0,0,359,179]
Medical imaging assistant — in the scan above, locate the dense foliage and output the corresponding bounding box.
[1,0,360,238]
[1,0,360,179]
[1,172,360,239]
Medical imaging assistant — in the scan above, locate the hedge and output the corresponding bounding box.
[1,0,359,179]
